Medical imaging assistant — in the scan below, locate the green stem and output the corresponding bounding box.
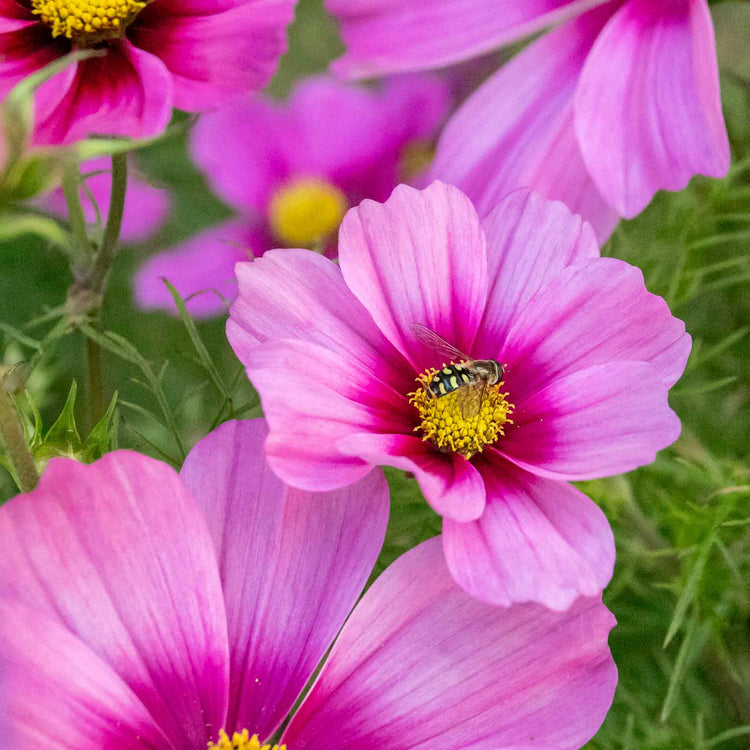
[0,385,38,493]
[85,327,105,431]
[60,163,91,275]
[82,153,128,427]
[89,153,127,294]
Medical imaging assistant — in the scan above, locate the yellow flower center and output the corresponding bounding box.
[409,366,513,459]
[31,0,146,45]
[207,729,286,750]
[268,178,348,249]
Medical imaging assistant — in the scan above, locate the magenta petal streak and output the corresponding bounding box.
[0,602,170,748]
[575,0,730,217]
[443,461,615,609]
[284,537,617,749]
[430,6,620,242]
[339,431,487,522]
[0,453,229,748]
[33,43,173,145]
[229,249,410,388]
[474,188,599,356]
[327,0,613,77]
[501,257,691,402]
[245,339,411,491]
[334,0,730,228]
[180,420,389,740]
[129,0,296,111]
[339,181,488,370]
[502,361,682,480]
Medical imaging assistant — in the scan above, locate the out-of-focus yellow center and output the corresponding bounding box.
[268,178,347,249]
[399,140,436,182]
[409,367,513,459]
[31,0,145,44]
[207,729,286,750]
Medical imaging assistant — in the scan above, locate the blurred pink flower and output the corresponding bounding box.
[0,418,617,748]
[228,181,691,609]
[327,0,730,241]
[40,156,170,243]
[0,0,297,144]
[133,74,450,317]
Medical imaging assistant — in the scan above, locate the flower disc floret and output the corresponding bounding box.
[31,0,146,44]
[268,178,348,248]
[208,729,286,750]
[410,366,513,458]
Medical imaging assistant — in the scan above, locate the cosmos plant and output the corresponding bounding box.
[0,419,617,748]
[228,181,691,610]
[327,0,730,241]
[0,0,297,144]
[133,74,450,317]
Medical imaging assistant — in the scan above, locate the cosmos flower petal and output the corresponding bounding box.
[0,0,36,31]
[33,42,173,145]
[134,221,251,317]
[191,94,289,213]
[338,181,488,371]
[287,75,450,199]
[378,73,452,143]
[443,460,614,609]
[474,188,599,357]
[501,361,682,480]
[228,249,411,394]
[0,602,170,747]
[180,420,390,740]
[244,339,412,491]
[430,7,620,242]
[130,0,297,111]
[501,257,691,403]
[575,0,730,218]
[0,453,229,748]
[0,24,62,96]
[326,0,612,77]
[283,537,617,748]
[339,432,486,522]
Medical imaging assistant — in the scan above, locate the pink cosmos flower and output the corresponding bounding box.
[227,181,691,609]
[133,74,450,317]
[40,156,170,243]
[327,0,731,242]
[0,418,617,748]
[0,0,297,145]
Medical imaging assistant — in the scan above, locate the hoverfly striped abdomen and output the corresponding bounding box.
[428,363,476,398]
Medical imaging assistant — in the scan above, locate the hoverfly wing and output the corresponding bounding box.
[411,322,470,362]
[457,380,486,420]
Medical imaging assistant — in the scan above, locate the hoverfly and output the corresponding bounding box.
[411,323,504,419]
